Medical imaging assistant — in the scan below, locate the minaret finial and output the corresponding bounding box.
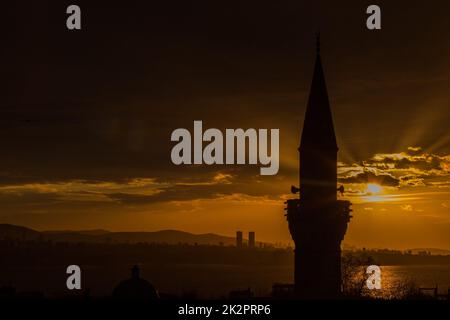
[316,32,321,55]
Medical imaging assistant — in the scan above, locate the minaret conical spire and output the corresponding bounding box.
[299,37,338,203]
[300,37,337,150]
[316,33,320,55]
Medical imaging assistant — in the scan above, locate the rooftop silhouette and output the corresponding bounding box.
[112,265,159,300]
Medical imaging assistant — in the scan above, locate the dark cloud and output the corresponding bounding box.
[339,170,400,187]
[3,0,450,187]
[367,153,444,172]
[339,146,450,189]
[0,192,62,206]
[106,177,285,205]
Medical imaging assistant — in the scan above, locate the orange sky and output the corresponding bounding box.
[1,145,449,250]
[2,1,450,250]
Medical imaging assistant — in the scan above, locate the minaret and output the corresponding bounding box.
[299,35,338,205]
[285,36,352,299]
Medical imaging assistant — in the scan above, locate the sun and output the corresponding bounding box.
[366,183,382,194]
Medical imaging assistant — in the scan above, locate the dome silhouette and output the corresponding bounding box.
[112,265,159,300]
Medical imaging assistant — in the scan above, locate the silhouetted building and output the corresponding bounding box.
[272,283,295,298]
[285,37,352,299]
[248,231,255,248]
[112,265,159,300]
[229,287,253,299]
[236,231,243,248]
[0,284,16,299]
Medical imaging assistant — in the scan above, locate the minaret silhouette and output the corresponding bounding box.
[285,36,352,299]
[300,35,338,204]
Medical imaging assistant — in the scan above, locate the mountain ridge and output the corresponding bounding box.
[0,223,238,245]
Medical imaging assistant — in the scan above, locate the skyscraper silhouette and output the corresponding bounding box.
[248,231,255,248]
[236,231,243,248]
[286,37,352,299]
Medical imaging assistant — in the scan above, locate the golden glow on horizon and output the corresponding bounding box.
[366,183,382,195]
[362,195,384,203]
[359,183,385,203]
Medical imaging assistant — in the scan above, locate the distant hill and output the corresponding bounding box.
[43,229,110,236]
[343,243,450,256]
[0,224,238,246]
[0,224,41,240]
[94,230,237,245]
[409,248,450,256]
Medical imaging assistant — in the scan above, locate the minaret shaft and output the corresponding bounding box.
[285,39,352,299]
